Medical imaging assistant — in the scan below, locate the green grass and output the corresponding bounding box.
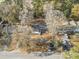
[63,41,79,59]
[63,49,79,59]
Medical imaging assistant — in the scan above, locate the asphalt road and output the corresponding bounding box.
[0,51,64,59]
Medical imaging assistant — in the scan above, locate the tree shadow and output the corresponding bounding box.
[33,51,56,57]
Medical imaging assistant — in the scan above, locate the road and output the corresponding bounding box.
[0,51,64,59]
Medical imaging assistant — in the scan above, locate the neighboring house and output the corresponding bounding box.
[32,23,47,35]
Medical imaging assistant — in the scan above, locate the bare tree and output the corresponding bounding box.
[44,1,67,37]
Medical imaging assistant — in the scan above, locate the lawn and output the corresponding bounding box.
[63,35,79,59]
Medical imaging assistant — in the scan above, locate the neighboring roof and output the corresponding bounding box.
[58,26,79,34]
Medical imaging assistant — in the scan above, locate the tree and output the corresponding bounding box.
[33,0,44,18]
[57,0,73,18]
[44,1,67,37]
[71,4,79,20]
[0,0,21,24]
[0,0,33,51]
